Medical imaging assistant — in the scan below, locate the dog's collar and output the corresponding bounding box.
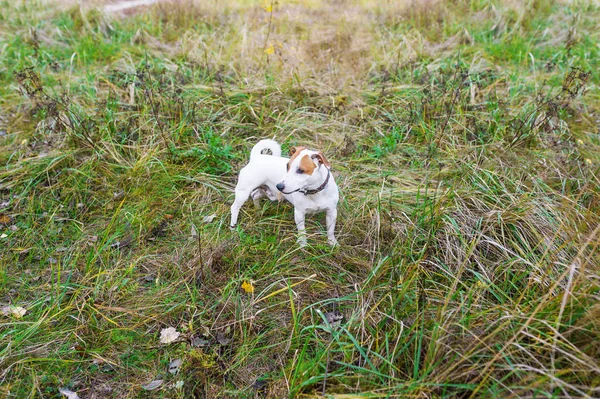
[282,168,331,196]
[301,168,331,195]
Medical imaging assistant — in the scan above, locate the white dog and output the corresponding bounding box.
[230,139,339,247]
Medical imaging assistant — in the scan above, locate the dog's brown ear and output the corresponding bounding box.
[289,146,306,157]
[311,152,331,168]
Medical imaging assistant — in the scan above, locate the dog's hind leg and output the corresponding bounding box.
[263,187,279,201]
[230,187,253,228]
[251,187,266,208]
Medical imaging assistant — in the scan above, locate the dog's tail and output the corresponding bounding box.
[250,139,282,159]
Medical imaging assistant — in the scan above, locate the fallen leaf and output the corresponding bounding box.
[191,336,210,347]
[323,311,344,329]
[58,388,80,399]
[1,305,27,319]
[113,191,125,201]
[141,380,163,391]
[241,280,254,294]
[160,327,180,344]
[216,332,231,345]
[168,358,182,374]
[149,220,168,240]
[252,379,268,392]
[0,233,7,239]
[191,225,198,239]
[0,214,10,224]
[110,235,133,249]
[202,214,217,224]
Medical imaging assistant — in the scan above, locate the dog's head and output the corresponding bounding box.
[276,146,331,194]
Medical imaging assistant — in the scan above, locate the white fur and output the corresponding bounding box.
[250,139,281,159]
[230,140,339,247]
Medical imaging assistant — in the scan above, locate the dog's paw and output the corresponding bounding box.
[297,237,308,248]
[328,238,339,247]
[229,225,236,231]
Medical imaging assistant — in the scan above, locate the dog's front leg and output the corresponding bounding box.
[294,208,308,247]
[326,208,338,247]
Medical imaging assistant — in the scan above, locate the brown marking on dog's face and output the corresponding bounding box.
[287,146,306,171]
[311,151,331,168]
[299,154,317,175]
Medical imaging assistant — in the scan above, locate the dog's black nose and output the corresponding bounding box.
[276,183,285,191]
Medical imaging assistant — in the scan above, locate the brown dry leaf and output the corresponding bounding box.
[216,332,232,345]
[0,214,10,224]
[110,235,133,249]
[323,311,344,329]
[191,336,210,347]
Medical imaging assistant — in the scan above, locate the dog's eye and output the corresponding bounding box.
[296,168,304,174]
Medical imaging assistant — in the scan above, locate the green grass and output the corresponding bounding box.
[1,0,599,397]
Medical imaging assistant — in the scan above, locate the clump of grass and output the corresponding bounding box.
[0,0,599,397]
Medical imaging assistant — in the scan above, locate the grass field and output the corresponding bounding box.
[1,0,599,397]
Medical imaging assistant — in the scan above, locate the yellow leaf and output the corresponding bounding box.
[241,281,254,294]
[264,45,274,55]
[263,5,272,12]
